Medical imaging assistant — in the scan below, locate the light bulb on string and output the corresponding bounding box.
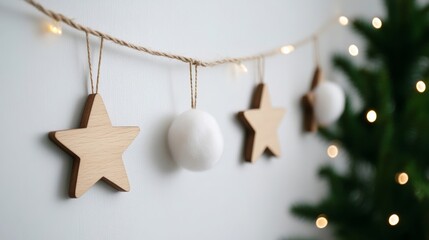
[338,16,349,26]
[315,215,328,229]
[388,214,399,226]
[327,144,339,158]
[372,17,382,29]
[236,62,248,73]
[416,80,426,93]
[396,172,409,185]
[281,45,295,55]
[46,21,62,35]
[348,44,359,56]
[366,110,377,123]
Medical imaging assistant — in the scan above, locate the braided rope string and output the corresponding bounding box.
[85,32,104,94]
[189,63,198,108]
[26,0,336,68]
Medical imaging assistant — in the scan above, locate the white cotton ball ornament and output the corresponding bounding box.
[168,109,224,171]
[313,81,345,126]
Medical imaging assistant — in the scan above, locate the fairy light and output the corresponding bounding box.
[338,16,349,26]
[348,44,359,56]
[47,21,62,35]
[237,63,248,73]
[396,172,409,185]
[416,81,426,93]
[372,17,382,29]
[315,215,328,229]
[366,110,377,123]
[388,214,399,226]
[327,145,339,158]
[281,45,295,55]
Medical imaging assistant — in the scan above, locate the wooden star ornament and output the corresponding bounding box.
[49,94,140,198]
[238,83,286,163]
[302,66,321,132]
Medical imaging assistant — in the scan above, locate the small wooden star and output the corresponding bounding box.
[49,94,140,198]
[238,83,285,163]
[302,66,321,132]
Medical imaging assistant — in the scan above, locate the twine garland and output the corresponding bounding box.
[25,0,337,68]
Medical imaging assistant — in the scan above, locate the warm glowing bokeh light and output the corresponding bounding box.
[396,172,409,185]
[366,110,377,123]
[372,17,382,29]
[416,81,426,93]
[281,45,295,54]
[316,215,328,229]
[327,145,339,158]
[348,44,359,56]
[389,214,400,226]
[47,22,62,35]
[339,16,349,26]
[238,63,248,73]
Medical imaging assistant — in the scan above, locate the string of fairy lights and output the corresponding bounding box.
[40,5,425,230]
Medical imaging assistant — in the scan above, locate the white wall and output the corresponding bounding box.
[0,0,381,239]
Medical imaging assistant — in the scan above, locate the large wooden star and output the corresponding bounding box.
[238,83,285,163]
[49,94,140,198]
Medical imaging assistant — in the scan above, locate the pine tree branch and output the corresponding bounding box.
[333,55,368,100]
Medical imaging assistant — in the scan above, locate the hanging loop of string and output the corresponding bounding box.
[312,36,321,66]
[257,57,265,83]
[310,36,323,90]
[85,31,104,94]
[189,63,198,109]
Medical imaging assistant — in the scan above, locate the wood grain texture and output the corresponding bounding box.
[49,94,140,198]
[302,66,321,132]
[238,83,285,163]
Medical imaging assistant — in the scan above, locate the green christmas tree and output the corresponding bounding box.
[291,0,429,239]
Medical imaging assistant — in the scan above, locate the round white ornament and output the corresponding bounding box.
[313,81,345,126]
[168,109,224,171]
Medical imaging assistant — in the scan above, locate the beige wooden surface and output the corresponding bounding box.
[50,94,140,198]
[302,66,322,132]
[238,83,285,163]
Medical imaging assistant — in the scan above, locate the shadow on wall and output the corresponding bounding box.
[146,114,181,174]
[40,131,73,200]
[40,95,87,199]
